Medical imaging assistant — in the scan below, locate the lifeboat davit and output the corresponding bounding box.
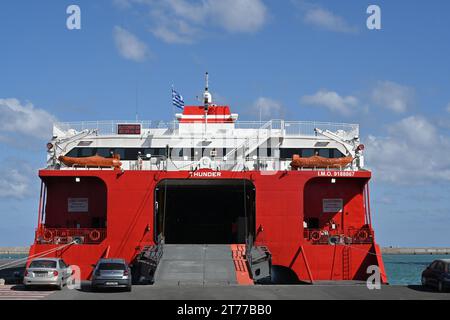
[290,154,353,169]
[58,154,122,169]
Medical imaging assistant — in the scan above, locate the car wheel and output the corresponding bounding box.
[56,282,63,291]
[421,276,428,287]
[126,286,132,292]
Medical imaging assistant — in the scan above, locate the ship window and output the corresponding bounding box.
[169,148,184,160]
[115,148,125,160]
[143,148,166,157]
[318,149,330,158]
[124,148,142,160]
[64,147,180,160]
[280,148,301,160]
[96,148,111,158]
[65,148,79,157]
[301,149,314,157]
[80,148,94,157]
[331,149,345,158]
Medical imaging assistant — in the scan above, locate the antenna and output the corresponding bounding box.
[203,72,212,107]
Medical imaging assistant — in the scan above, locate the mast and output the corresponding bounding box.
[203,72,212,140]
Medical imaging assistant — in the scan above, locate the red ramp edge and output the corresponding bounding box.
[231,244,254,285]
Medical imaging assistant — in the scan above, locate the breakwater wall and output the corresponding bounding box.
[0,247,29,255]
[382,247,450,255]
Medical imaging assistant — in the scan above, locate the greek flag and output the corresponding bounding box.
[172,88,184,110]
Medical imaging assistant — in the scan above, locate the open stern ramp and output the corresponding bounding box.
[153,244,253,286]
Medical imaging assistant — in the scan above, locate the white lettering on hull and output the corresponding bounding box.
[192,171,222,178]
[317,171,355,177]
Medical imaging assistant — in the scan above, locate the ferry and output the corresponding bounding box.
[28,74,387,285]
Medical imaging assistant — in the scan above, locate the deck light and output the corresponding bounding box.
[331,178,336,184]
[75,177,81,183]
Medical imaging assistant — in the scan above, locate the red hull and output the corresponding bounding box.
[29,169,388,284]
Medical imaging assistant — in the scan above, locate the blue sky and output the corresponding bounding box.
[0,0,449,246]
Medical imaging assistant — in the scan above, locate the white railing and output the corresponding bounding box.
[54,120,359,137]
[54,120,178,136]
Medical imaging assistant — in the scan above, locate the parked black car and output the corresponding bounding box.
[91,258,132,292]
[421,259,450,292]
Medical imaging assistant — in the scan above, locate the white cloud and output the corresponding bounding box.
[113,26,150,62]
[117,0,268,44]
[112,0,132,9]
[371,81,415,113]
[208,0,268,33]
[303,7,357,33]
[365,116,450,184]
[0,160,33,199]
[151,17,200,44]
[0,98,57,140]
[252,97,285,119]
[300,90,358,116]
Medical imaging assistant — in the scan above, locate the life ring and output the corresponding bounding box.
[43,230,53,242]
[310,231,321,241]
[89,230,101,241]
[357,230,369,241]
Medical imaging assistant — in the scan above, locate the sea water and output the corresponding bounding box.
[383,254,449,285]
[0,254,28,260]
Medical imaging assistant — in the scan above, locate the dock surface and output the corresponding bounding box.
[37,282,450,300]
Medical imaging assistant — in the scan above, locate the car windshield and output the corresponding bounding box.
[29,260,57,268]
[98,263,126,270]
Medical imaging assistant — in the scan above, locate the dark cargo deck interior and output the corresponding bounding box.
[155,179,255,244]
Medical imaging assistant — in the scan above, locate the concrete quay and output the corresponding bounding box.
[382,247,450,255]
[0,247,29,255]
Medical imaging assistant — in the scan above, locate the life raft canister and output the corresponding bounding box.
[89,229,101,241]
[357,230,369,241]
[43,230,53,242]
[310,231,321,241]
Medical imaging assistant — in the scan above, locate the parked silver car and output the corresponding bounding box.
[23,258,72,290]
[91,258,132,292]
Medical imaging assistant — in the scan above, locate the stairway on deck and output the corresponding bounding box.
[153,244,240,286]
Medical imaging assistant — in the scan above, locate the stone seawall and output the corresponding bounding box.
[382,247,450,255]
[0,247,29,255]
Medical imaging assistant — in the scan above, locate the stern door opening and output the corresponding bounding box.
[154,179,255,245]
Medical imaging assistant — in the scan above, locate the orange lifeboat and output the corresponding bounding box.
[290,154,353,169]
[58,154,122,169]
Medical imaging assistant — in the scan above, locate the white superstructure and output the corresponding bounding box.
[47,77,364,172]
